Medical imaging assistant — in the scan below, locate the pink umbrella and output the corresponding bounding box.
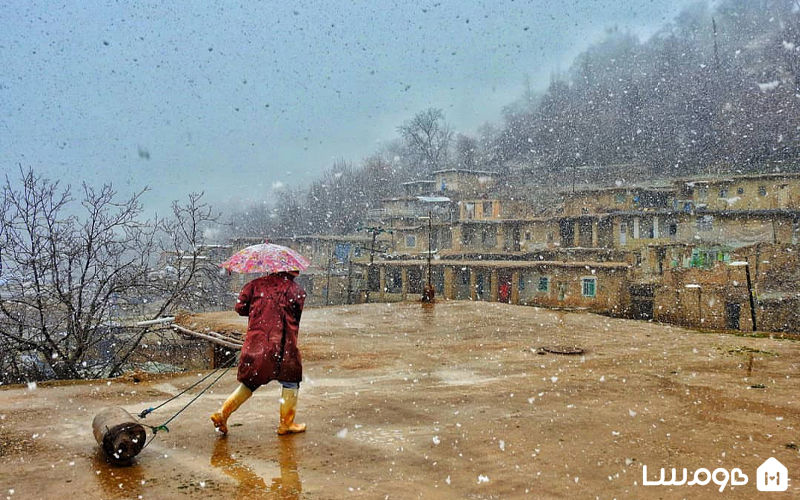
[221,240,310,275]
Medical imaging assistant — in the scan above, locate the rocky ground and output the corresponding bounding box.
[1,301,798,499]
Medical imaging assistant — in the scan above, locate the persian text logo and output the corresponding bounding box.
[757,457,788,492]
[643,465,748,492]
[643,458,789,493]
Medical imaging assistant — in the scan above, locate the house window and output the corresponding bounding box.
[440,228,452,249]
[696,215,713,232]
[481,227,497,247]
[759,185,767,196]
[538,276,550,292]
[368,267,381,292]
[386,269,402,293]
[719,187,728,198]
[581,277,597,297]
[405,235,416,247]
[465,203,475,219]
[518,278,525,292]
[482,201,493,217]
[525,231,531,241]
[462,226,476,245]
[737,187,744,195]
[690,250,716,269]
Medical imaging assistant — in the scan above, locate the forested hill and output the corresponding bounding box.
[230,0,800,237]
[489,0,800,178]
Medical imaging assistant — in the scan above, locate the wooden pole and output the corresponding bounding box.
[134,317,175,327]
[325,247,333,306]
[172,325,243,350]
[346,259,353,304]
[365,231,377,302]
[92,407,148,463]
[745,263,757,331]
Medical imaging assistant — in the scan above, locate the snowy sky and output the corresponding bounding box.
[0,0,699,215]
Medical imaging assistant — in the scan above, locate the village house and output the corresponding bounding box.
[432,169,499,198]
[646,242,798,332]
[401,179,437,197]
[558,185,674,217]
[366,195,454,226]
[389,221,453,256]
[516,218,562,251]
[359,259,632,316]
[673,172,800,212]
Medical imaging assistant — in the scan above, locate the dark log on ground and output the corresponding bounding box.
[92,407,147,463]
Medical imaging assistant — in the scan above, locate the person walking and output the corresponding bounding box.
[212,242,311,436]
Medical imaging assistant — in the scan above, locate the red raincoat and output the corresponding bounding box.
[235,273,306,389]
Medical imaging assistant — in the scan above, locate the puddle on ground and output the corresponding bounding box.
[211,436,302,499]
[92,448,146,499]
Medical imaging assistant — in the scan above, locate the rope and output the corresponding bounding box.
[137,353,238,438]
[137,354,238,419]
[139,431,159,452]
[148,366,233,435]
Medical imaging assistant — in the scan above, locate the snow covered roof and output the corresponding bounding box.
[431,169,498,176]
[416,196,451,203]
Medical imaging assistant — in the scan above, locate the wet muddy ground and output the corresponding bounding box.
[1,301,798,499]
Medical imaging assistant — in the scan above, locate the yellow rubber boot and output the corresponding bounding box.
[277,387,306,435]
[211,384,252,435]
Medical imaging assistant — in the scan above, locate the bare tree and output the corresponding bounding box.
[397,108,453,175]
[454,133,479,170]
[0,168,221,382]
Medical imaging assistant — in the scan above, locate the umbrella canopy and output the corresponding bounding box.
[221,241,310,274]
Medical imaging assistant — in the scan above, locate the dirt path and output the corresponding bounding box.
[1,301,798,499]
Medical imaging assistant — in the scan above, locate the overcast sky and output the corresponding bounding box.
[0,0,699,215]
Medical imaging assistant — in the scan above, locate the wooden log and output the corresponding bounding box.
[172,324,243,350]
[134,316,175,327]
[92,407,148,463]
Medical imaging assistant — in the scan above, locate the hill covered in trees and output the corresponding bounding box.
[228,0,800,237]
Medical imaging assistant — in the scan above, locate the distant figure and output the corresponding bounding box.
[211,271,307,435]
[499,281,510,303]
[422,283,435,302]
